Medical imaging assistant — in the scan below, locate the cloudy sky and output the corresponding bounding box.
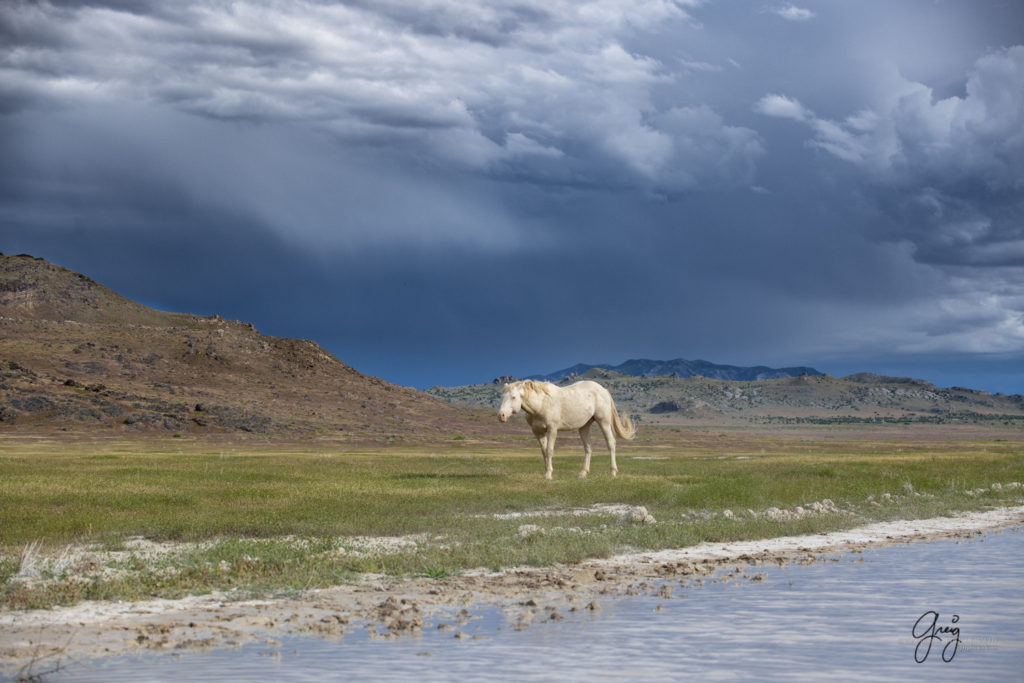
[2,0,1023,393]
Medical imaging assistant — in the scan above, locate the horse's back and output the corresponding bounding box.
[566,380,608,393]
[558,380,611,420]
[560,380,606,402]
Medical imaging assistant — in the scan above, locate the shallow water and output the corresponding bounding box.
[49,528,1024,681]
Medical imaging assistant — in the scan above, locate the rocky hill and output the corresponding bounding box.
[0,253,494,439]
[529,358,823,382]
[428,368,1024,426]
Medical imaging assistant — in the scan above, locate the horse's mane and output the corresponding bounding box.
[514,379,556,398]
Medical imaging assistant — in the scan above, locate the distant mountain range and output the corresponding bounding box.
[528,358,823,383]
[427,366,1024,424]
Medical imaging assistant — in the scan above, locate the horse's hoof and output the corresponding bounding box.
[611,470,618,477]
[577,471,589,479]
[544,473,553,480]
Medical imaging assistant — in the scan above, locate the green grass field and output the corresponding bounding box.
[2,428,1022,609]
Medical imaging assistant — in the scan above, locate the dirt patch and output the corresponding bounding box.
[3,506,1023,676]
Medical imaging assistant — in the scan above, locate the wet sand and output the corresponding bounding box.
[3,506,1023,676]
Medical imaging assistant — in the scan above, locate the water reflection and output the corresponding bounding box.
[52,528,1024,681]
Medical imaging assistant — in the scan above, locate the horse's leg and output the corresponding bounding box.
[599,419,618,477]
[528,415,545,462]
[543,428,558,480]
[578,421,593,479]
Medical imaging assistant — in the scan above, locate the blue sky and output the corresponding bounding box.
[2,0,1023,393]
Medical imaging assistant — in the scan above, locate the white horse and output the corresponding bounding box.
[498,379,636,479]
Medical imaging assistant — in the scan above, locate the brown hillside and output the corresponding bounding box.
[0,253,495,439]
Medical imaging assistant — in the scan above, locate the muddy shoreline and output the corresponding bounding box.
[3,506,1023,675]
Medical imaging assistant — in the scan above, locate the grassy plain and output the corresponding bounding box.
[1,426,1022,609]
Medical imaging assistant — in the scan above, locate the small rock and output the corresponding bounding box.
[572,568,597,584]
[617,506,656,524]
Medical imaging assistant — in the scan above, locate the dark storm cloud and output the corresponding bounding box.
[751,39,1024,365]
[336,0,558,47]
[0,0,757,194]
[757,46,1024,267]
[2,0,1023,392]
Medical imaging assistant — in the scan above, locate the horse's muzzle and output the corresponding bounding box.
[498,413,508,422]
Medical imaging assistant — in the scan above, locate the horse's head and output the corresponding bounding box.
[498,382,524,422]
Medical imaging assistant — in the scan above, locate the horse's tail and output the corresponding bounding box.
[610,400,637,441]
